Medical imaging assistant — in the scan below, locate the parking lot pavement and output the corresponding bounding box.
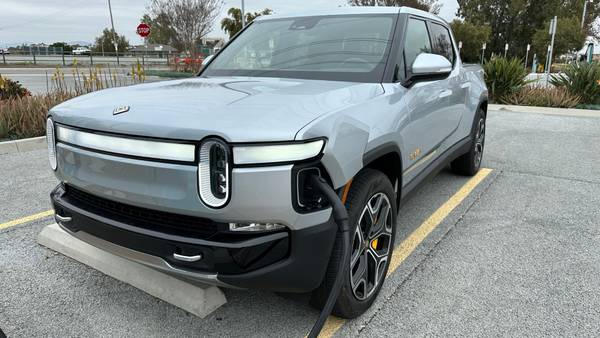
[1,108,600,337]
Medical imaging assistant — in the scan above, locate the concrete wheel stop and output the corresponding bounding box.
[37,223,227,318]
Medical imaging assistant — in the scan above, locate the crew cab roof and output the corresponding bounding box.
[254,6,446,24]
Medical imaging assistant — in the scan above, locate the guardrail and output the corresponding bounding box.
[1,52,172,67]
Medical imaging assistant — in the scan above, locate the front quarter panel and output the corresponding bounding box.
[297,84,410,189]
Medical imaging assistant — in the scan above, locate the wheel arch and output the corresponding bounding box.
[361,143,403,207]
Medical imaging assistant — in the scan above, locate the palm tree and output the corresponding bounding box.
[221,8,273,39]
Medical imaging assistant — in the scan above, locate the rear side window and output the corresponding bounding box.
[429,23,455,64]
[403,18,431,71]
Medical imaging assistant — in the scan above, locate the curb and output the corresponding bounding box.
[489,104,600,118]
[0,136,45,155]
[38,223,228,318]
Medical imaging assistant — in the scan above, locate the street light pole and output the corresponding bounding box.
[525,44,530,70]
[546,16,557,84]
[241,0,246,28]
[581,0,590,29]
[107,0,120,65]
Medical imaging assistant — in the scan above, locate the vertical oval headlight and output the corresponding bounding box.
[198,138,230,208]
[46,118,57,171]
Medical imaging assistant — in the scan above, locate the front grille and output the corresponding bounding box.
[64,185,223,240]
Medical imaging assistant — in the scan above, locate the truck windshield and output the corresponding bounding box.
[202,14,397,82]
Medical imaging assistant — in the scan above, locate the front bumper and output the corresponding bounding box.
[51,184,337,293]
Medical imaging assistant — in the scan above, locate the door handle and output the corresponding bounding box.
[438,89,453,98]
[173,253,203,262]
[460,82,471,89]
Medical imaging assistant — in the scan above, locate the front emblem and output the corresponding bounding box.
[113,106,130,115]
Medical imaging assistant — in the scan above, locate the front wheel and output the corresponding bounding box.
[310,168,397,319]
[451,108,486,176]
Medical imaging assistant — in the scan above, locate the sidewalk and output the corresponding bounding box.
[489,104,600,118]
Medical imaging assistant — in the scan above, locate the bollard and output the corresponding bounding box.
[90,53,94,66]
[62,53,66,66]
[33,52,37,65]
[2,53,5,65]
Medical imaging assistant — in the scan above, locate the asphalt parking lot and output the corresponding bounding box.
[1,108,599,337]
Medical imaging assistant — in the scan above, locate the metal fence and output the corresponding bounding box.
[1,51,172,67]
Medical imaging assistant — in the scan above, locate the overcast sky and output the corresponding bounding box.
[0,0,459,47]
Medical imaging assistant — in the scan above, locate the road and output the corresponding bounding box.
[1,108,600,337]
[0,68,168,94]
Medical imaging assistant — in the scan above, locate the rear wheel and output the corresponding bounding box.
[310,169,397,319]
[451,108,486,176]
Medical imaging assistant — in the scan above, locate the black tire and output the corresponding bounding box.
[451,108,486,176]
[310,168,397,319]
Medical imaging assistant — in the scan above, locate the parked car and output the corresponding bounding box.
[0,49,10,55]
[47,7,487,320]
[72,47,91,55]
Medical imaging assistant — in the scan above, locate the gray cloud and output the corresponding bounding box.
[0,0,458,46]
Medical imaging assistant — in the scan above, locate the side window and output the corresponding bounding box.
[429,23,455,64]
[403,18,431,73]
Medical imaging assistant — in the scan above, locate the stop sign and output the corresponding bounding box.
[137,23,151,38]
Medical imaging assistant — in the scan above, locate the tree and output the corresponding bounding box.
[532,16,586,63]
[141,13,177,46]
[449,20,491,63]
[150,0,223,54]
[348,0,441,14]
[49,42,73,54]
[457,0,599,57]
[93,28,129,53]
[221,8,273,39]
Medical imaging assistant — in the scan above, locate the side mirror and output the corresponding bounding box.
[202,55,214,67]
[403,53,452,87]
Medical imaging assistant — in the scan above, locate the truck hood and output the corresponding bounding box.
[50,77,384,142]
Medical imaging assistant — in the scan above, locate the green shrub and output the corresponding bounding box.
[550,62,600,104]
[483,57,530,103]
[0,92,74,140]
[501,86,581,108]
[0,75,32,100]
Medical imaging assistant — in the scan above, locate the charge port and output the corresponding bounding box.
[296,167,328,212]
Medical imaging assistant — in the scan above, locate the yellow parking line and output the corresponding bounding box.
[0,210,54,231]
[317,168,492,338]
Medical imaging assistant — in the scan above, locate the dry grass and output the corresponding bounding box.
[0,63,147,141]
[501,85,581,108]
[51,62,146,95]
[0,92,75,140]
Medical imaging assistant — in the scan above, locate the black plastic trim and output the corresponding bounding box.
[363,142,403,168]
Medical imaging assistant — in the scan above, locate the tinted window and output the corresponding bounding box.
[429,23,455,64]
[403,19,431,71]
[203,15,396,82]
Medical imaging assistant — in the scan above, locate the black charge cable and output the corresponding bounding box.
[307,175,352,338]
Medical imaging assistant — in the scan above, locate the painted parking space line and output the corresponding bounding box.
[317,168,493,338]
[0,210,54,231]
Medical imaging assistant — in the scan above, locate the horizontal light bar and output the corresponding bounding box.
[233,140,325,165]
[56,125,196,162]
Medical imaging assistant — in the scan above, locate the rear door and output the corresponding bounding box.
[427,21,464,142]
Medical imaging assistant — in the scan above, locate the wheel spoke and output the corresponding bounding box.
[350,192,393,301]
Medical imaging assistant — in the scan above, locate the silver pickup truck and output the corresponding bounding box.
[47,7,487,319]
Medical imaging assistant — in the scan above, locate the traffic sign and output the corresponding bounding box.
[137,23,151,38]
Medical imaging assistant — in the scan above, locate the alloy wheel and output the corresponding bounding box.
[474,117,485,168]
[350,192,393,301]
